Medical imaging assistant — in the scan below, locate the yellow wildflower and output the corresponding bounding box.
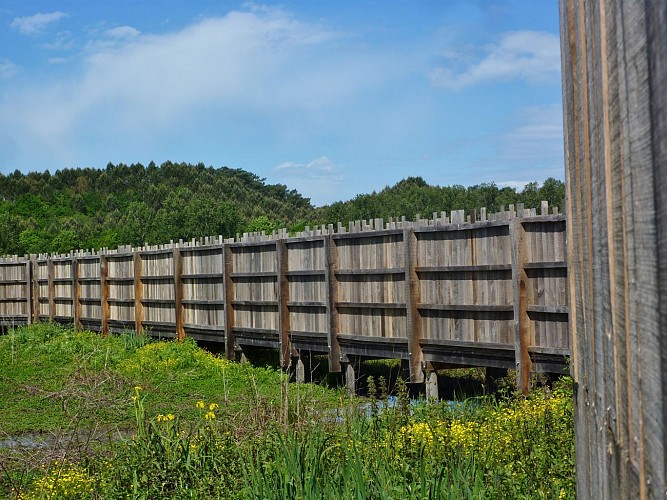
[205,411,216,420]
[196,400,205,409]
[209,403,219,411]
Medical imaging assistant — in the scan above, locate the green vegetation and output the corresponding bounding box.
[0,325,574,499]
[318,176,566,226]
[0,163,564,255]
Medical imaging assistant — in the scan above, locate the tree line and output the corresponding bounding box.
[0,162,564,255]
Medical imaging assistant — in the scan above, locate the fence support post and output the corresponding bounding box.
[73,256,81,331]
[511,208,531,394]
[404,228,424,384]
[100,253,109,336]
[30,256,39,324]
[133,252,143,334]
[48,258,55,323]
[173,245,185,341]
[223,244,235,360]
[324,233,341,372]
[276,238,292,368]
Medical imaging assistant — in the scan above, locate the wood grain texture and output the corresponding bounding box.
[561,0,667,497]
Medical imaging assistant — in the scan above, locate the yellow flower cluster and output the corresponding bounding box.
[25,462,95,499]
[157,413,175,422]
[384,389,571,463]
[196,400,219,420]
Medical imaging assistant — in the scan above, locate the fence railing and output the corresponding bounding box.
[0,202,567,391]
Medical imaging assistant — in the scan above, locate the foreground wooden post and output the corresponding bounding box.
[324,235,341,372]
[223,245,235,360]
[276,239,291,367]
[510,213,531,394]
[100,254,109,336]
[133,252,143,333]
[30,256,39,324]
[403,228,424,384]
[72,256,81,331]
[560,0,667,497]
[173,246,185,341]
[48,258,55,322]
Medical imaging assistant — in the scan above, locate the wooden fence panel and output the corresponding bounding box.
[0,259,29,325]
[181,244,225,341]
[230,241,279,349]
[52,258,73,323]
[107,252,135,333]
[560,0,667,497]
[416,223,514,347]
[140,248,175,337]
[36,258,50,320]
[285,237,328,353]
[77,255,102,330]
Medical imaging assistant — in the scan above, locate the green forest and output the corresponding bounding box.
[0,161,565,255]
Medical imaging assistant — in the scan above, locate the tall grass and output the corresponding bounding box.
[2,325,575,499]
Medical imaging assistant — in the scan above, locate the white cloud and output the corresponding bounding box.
[104,26,140,39]
[274,156,345,205]
[11,12,68,35]
[48,57,68,65]
[0,59,19,79]
[276,156,342,177]
[43,31,74,51]
[430,30,561,89]
[0,8,395,165]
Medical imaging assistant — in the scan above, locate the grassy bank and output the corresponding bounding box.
[0,325,574,499]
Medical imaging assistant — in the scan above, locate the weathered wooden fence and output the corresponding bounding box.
[0,203,568,392]
[561,0,667,498]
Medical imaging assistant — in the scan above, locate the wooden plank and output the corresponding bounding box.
[100,254,109,336]
[30,256,39,323]
[334,268,405,276]
[523,261,568,270]
[287,301,327,308]
[230,271,277,279]
[276,239,291,367]
[173,247,185,340]
[511,218,531,393]
[72,258,81,330]
[223,245,235,360]
[336,301,406,309]
[526,305,568,315]
[324,235,341,372]
[416,264,511,273]
[418,304,514,313]
[404,228,423,384]
[133,252,143,333]
[47,259,56,322]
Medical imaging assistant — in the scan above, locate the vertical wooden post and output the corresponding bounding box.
[133,252,143,333]
[48,258,55,323]
[425,364,439,400]
[223,244,235,360]
[403,228,423,384]
[344,359,357,396]
[276,239,291,368]
[73,257,81,331]
[511,213,531,394]
[173,246,185,340]
[25,258,33,324]
[324,234,341,372]
[30,256,39,324]
[100,254,109,336]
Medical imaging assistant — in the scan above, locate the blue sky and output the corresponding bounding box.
[0,1,564,206]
